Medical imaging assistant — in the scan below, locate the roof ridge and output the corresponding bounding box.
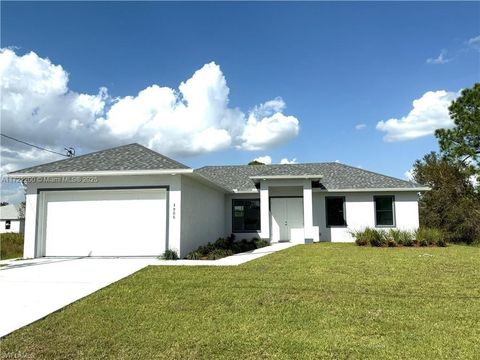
[136,144,190,169]
[195,162,332,170]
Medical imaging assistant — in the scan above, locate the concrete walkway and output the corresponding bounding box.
[0,242,295,338]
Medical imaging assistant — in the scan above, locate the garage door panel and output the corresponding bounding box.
[43,189,167,257]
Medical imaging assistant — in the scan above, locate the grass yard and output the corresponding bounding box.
[0,233,24,260]
[1,244,479,359]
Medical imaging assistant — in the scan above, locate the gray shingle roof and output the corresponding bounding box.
[195,163,423,192]
[9,143,190,174]
[8,142,422,191]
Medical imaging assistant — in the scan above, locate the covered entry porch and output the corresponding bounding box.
[252,175,321,244]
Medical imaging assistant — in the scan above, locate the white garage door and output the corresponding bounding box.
[41,188,167,257]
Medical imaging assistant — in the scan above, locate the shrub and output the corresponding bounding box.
[254,239,269,248]
[213,236,234,250]
[353,230,369,246]
[386,229,416,246]
[352,228,380,246]
[353,228,397,247]
[186,251,202,260]
[379,231,389,247]
[186,234,268,260]
[232,239,256,253]
[370,230,388,247]
[197,242,216,256]
[160,249,179,260]
[416,228,443,246]
[429,229,443,245]
[398,230,414,246]
[355,237,369,246]
[387,239,398,247]
[388,229,402,243]
[354,227,447,247]
[207,249,233,260]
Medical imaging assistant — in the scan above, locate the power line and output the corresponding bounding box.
[0,133,71,157]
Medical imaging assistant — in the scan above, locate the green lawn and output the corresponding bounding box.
[1,244,480,359]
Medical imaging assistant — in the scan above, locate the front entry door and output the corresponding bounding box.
[270,197,304,242]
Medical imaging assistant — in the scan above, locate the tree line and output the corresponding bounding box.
[412,83,479,244]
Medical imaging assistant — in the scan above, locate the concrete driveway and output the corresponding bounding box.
[0,257,153,338]
[0,244,296,338]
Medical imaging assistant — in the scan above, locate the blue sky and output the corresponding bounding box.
[1,2,479,200]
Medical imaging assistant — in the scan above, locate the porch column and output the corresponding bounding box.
[303,180,314,243]
[259,181,270,240]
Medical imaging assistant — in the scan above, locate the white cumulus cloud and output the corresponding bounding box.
[95,62,249,155]
[376,90,459,142]
[0,49,300,170]
[0,49,301,203]
[251,155,297,165]
[0,49,108,150]
[239,98,299,151]
[253,155,272,165]
[280,157,297,164]
[355,123,366,130]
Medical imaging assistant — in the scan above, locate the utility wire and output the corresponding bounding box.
[1,133,70,157]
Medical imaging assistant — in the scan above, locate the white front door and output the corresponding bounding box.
[270,197,304,242]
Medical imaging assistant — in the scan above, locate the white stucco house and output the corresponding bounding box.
[0,204,25,234]
[8,143,428,258]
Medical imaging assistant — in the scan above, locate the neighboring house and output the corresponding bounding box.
[0,204,25,234]
[8,143,428,258]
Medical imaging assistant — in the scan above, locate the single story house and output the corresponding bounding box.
[8,143,428,258]
[0,204,25,234]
